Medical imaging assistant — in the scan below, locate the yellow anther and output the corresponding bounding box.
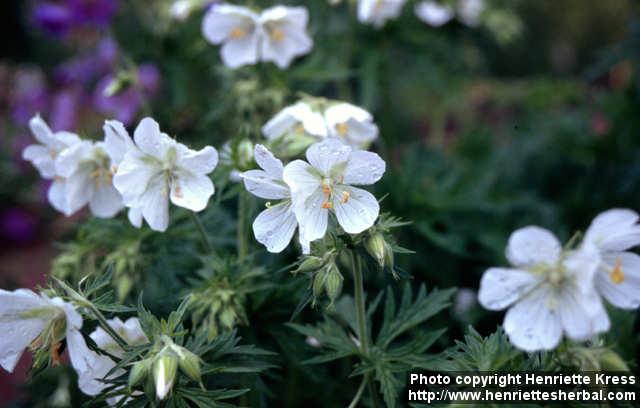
[174,185,183,198]
[322,185,331,195]
[229,27,246,40]
[270,28,285,42]
[110,165,118,174]
[294,123,305,133]
[335,122,349,136]
[611,258,625,284]
[341,190,350,204]
[321,201,333,209]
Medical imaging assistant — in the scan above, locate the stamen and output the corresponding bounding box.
[610,258,625,284]
[335,122,349,136]
[110,165,118,174]
[229,27,246,40]
[341,190,350,204]
[51,342,61,366]
[322,185,331,195]
[321,201,333,209]
[265,201,272,208]
[174,185,183,198]
[339,175,344,183]
[270,28,285,42]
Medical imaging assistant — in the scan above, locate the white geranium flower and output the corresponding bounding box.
[357,0,407,28]
[324,103,379,149]
[583,209,640,310]
[170,0,211,21]
[202,4,261,68]
[22,115,81,215]
[0,289,95,382]
[457,0,485,27]
[283,138,385,244]
[202,4,313,69]
[113,117,219,232]
[262,102,327,141]
[259,6,313,69]
[414,1,454,27]
[79,317,147,404]
[241,145,310,253]
[478,226,610,352]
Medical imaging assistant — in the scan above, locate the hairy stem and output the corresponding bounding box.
[237,191,249,261]
[189,211,213,254]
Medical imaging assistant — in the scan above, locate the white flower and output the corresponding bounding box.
[202,4,261,68]
[259,6,313,69]
[283,138,385,244]
[113,118,219,232]
[357,0,407,28]
[324,103,379,149]
[79,317,147,404]
[583,209,640,310]
[262,102,327,141]
[202,4,313,69]
[414,1,454,27]
[54,120,134,218]
[22,115,81,215]
[457,0,485,27]
[0,288,96,385]
[478,226,610,352]
[241,145,309,253]
[170,0,211,21]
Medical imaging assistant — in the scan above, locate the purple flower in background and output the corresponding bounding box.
[49,89,82,131]
[54,37,118,85]
[33,0,118,36]
[0,208,38,244]
[9,67,49,126]
[94,64,161,125]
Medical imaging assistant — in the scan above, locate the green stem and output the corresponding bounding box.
[347,374,369,408]
[237,191,249,261]
[189,211,213,254]
[88,303,128,349]
[350,252,368,355]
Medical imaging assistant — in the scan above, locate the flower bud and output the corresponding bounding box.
[176,347,202,383]
[103,72,133,97]
[312,269,327,302]
[237,139,254,169]
[129,359,151,389]
[324,264,343,304]
[153,351,178,400]
[365,233,388,268]
[599,350,629,371]
[294,256,324,274]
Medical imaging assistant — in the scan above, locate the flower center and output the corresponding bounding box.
[610,258,625,284]
[229,27,246,40]
[270,28,285,42]
[335,123,349,136]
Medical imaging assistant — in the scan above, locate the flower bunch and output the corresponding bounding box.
[479,209,640,352]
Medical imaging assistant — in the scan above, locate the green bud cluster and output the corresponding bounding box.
[188,277,247,340]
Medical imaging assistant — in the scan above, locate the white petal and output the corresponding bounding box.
[67,328,103,385]
[584,208,640,252]
[558,287,609,341]
[177,145,219,175]
[113,150,158,205]
[252,202,298,253]
[415,1,454,26]
[139,174,170,232]
[478,267,541,311]
[332,186,379,234]
[133,117,174,158]
[596,251,640,309]
[262,103,327,140]
[29,115,55,146]
[254,144,283,178]
[55,140,94,178]
[293,188,329,242]
[54,131,81,148]
[121,317,147,344]
[503,286,562,352]
[65,169,94,215]
[220,31,260,68]
[0,289,53,372]
[23,144,56,179]
[342,150,386,185]
[458,0,485,27]
[562,244,600,294]
[202,4,259,44]
[128,207,143,228]
[260,7,312,69]
[89,185,124,218]
[170,173,214,212]
[242,169,289,200]
[103,120,135,165]
[48,178,72,215]
[77,352,117,396]
[305,138,352,176]
[505,226,561,268]
[324,103,372,128]
[282,159,321,199]
[342,118,378,148]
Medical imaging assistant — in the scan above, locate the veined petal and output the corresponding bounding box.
[133,117,174,158]
[260,7,312,69]
[77,353,117,396]
[220,31,260,68]
[128,207,143,228]
[202,4,259,44]
[503,286,562,352]
[342,118,378,148]
[65,168,94,215]
[55,140,94,179]
[113,150,158,205]
[584,208,640,252]
[89,184,124,218]
[294,188,329,242]
[305,138,352,176]
[103,119,135,165]
[562,244,600,294]
[478,267,541,311]
[342,150,385,185]
[170,173,214,212]
[283,159,321,199]
[254,144,283,178]
[558,287,609,341]
[332,186,379,234]
[596,251,640,309]
[139,174,170,232]
[242,169,289,200]
[176,145,218,175]
[48,178,72,215]
[252,202,298,253]
[121,317,147,344]
[506,226,561,268]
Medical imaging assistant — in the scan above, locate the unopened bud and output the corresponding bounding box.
[294,256,324,274]
[129,359,151,389]
[324,264,343,304]
[312,269,327,301]
[176,347,202,383]
[599,350,629,371]
[153,351,178,400]
[237,139,254,169]
[102,73,133,97]
[365,233,387,268]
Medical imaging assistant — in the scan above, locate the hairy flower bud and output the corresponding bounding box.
[153,351,178,400]
[294,256,324,274]
[129,358,151,389]
[312,269,327,302]
[324,264,343,305]
[176,346,202,383]
[599,349,629,371]
[365,233,392,269]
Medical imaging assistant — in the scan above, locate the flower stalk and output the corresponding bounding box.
[189,211,213,255]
